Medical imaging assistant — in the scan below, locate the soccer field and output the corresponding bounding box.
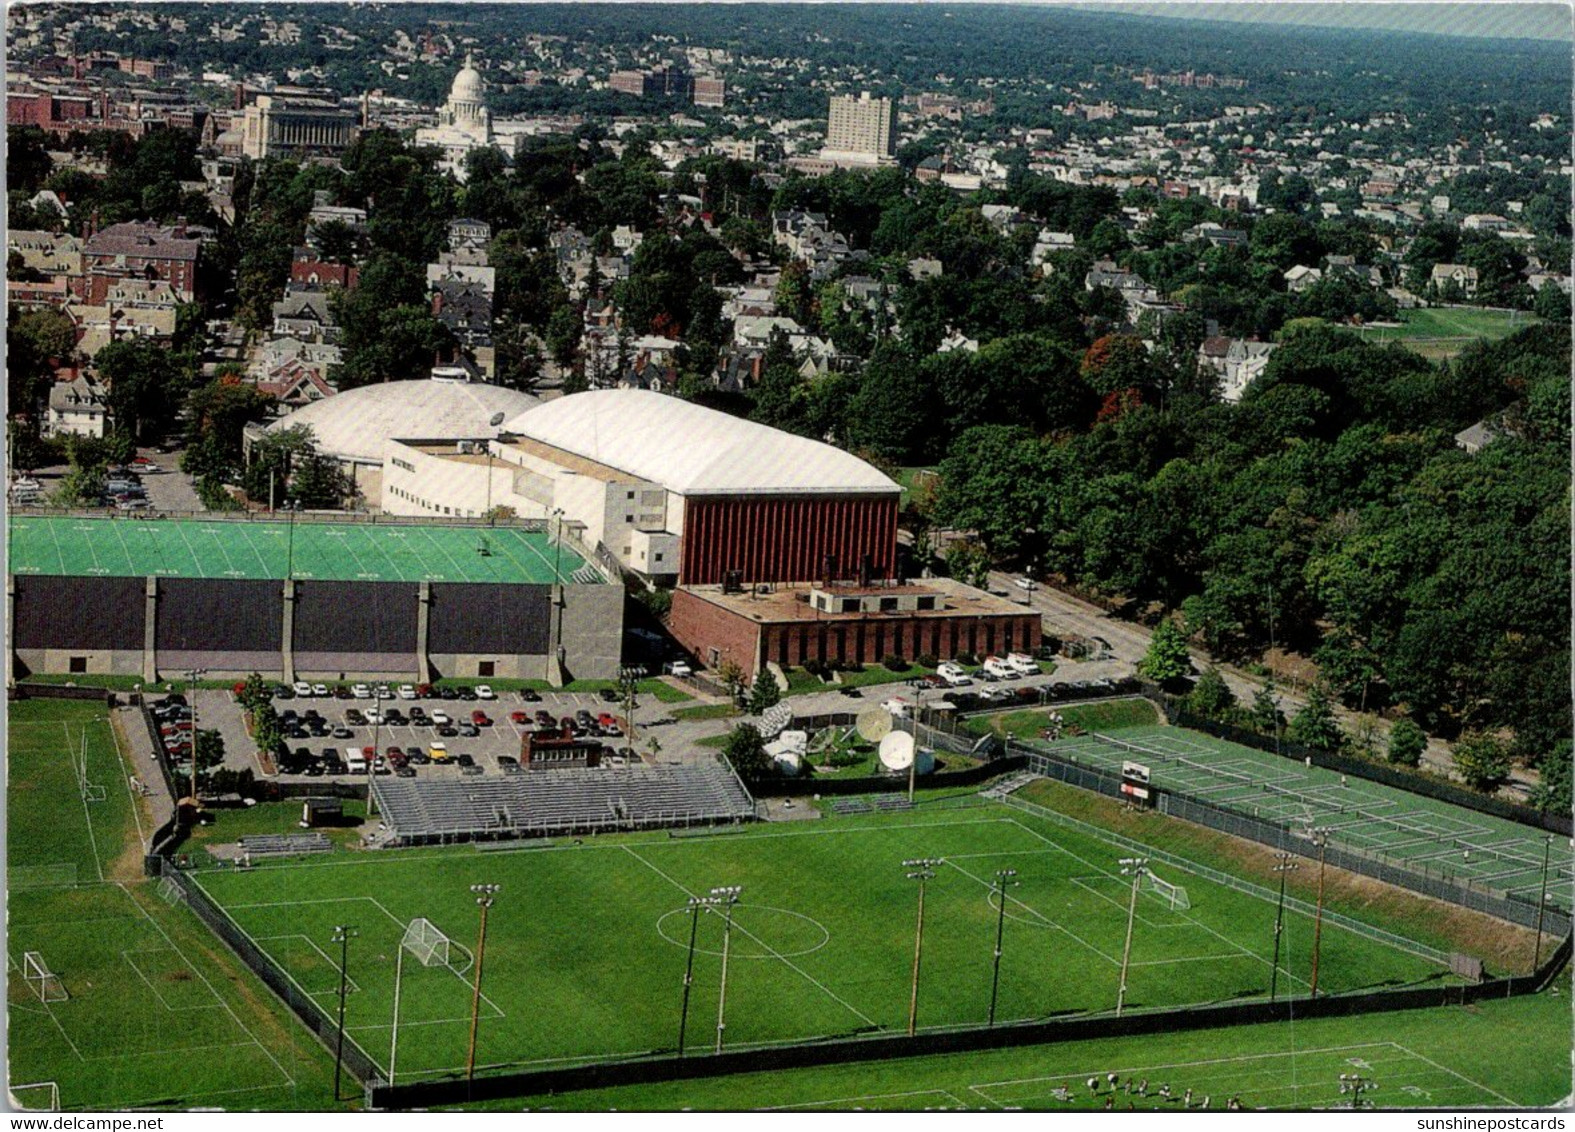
[1021,723,1572,908]
[6,517,588,584]
[7,701,319,1110]
[192,802,1455,1087]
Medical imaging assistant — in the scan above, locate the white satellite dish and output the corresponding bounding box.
[856,708,893,743]
[878,730,917,772]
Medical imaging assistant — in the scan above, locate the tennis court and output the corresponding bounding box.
[1036,726,1572,908]
[7,517,592,585]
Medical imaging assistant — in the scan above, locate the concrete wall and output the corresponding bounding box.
[558,583,624,680]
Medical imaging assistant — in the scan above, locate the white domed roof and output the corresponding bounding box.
[269,380,540,465]
[505,389,900,497]
[450,54,485,104]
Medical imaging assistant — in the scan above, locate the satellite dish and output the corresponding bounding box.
[489,412,507,428]
[878,730,917,773]
[856,708,893,744]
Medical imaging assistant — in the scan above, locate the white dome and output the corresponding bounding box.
[505,389,900,497]
[269,380,540,465]
[450,56,485,104]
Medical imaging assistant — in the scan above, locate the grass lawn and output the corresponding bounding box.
[1353,307,1539,359]
[6,699,340,1111]
[671,703,741,722]
[894,466,939,507]
[487,977,1570,1110]
[185,799,373,853]
[193,800,1462,1087]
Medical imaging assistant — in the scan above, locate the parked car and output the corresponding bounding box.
[457,723,480,738]
[293,681,313,697]
[510,711,532,725]
[471,710,492,727]
[345,709,367,726]
[520,689,541,703]
[431,710,452,726]
[599,688,622,703]
[427,742,449,762]
[475,685,496,700]
[351,684,371,699]
[398,684,417,700]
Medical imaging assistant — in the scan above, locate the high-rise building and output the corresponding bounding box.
[692,77,725,108]
[822,91,898,166]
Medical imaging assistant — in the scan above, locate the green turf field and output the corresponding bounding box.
[1016,724,1574,908]
[485,980,1572,1111]
[1353,308,1540,359]
[191,800,1457,1087]
[7,517,591,584]
[6,700,338,1110]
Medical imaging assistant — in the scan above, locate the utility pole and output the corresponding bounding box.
[904,858,943,1036]
[1271,852,1298,1001]
[711,885,743,1053]
[1309,829,1330,998]
[1116,857,1147,1016]
[184,668,207,808]
[988,868,1018,1027]
[331,925,357,1101]
[466,883,501,1092]
[677,893,711,1056]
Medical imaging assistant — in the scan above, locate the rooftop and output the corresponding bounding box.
[680,576,1030,623]
[8,517,594,585]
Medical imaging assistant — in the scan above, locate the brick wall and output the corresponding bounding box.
[668,589,762,677]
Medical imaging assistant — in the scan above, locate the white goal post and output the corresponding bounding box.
[400,918,451,968]
[1142,870,1191,911]
[23,951,68,1003]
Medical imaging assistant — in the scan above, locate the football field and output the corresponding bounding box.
[7,516,588,584]
[192,802,1456,1086]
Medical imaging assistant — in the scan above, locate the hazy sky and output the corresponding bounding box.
[1054,3,1573,41]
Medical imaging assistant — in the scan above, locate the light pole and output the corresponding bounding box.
[988,868,1018,1027]
[551,508,566,672]
[711,885,743,1054]
[677,893,712,1056]
[1116,857,1147,1017]
[331,924,357,1101]
[466,883,501,1090]
[904,858,943,1036]
[388,926,405,1088]
[1533,835,1552,970]
[1309,829,1330,998]
[1270,852,1298,1001]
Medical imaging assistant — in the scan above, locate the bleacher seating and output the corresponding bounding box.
[831,799,872,815]
[371,764,756,845]
[871,796,913,812]
[236,833,333,857]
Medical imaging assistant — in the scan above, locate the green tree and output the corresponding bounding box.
[1452,731,1511,794]
[1287,683,1343,752]
[1529,740,1572,816]
[1137,618,1191,684]
[1186,666,1236,719]
[1387,717,1427,767]
[748,671,782,715]
[722,722,773,779]
[1250,678,1282,736]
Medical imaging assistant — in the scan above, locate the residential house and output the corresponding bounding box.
[1283,265,1323,293]
[45,376,108,438]
[271,290,339,344]
[1429,263,1479,297]
[82,220,200,304]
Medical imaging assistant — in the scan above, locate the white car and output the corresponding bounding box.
[431,710,452,726]
[666,661,692,678]
[397,684,417,700]
[313,683,329,697]
[1014,577,1036,591]
[374,684,393,699]
[475,685,496,700]
[880,697,915,717]
[352,684,371,699]
[293,681,313,697]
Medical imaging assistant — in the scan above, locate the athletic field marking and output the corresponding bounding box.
[63,722,105,882]
[622,844,880,1029]
[121,882,296,1090]
[944,856,1119,965]
[1066,876,1199,930]
[763,1089,970,1111]
[253,935,363,995]
[970,1040,1392,1092]
[112,714,149,851]
[1397,1043,1518,1106]
[655,905,832,960]
[122,949,226,1011]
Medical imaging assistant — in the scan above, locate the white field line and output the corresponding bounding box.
[944,856,1119,965]
[63,722,104,882]
[122,949,226,1012]
[762,1089,969,1111]
[1396,1044,1519,1107]
[621,843,880,1029]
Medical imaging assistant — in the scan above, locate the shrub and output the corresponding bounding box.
[955,651,978,667]
[881,654,910,672]
[916,654,938,669]
[1387,718,1426,767]
[803,658,830,679]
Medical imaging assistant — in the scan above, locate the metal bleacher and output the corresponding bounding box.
[236,832,333,857]
[371,764,756,845]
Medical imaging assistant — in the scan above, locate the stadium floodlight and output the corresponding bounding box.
[1338,1072,1376,1110]
[1534,835,1553,970]
[182,668,208,807]
[1116,857,1148,1017]
[903,859,944,1036]
[466,884,502,1091]
[711,885,744,1054]
[1270,852,1299,1001]
[988,869,1019,1027]
[331,925,357,1102]
[677,893,718,1057]
[1308,828,1332,998]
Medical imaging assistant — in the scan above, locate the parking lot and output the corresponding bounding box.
[195,685,672,788]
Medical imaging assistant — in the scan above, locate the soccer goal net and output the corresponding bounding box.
[401,918,451,968]
[1142,870,1191,911]
[23,952,68,1003]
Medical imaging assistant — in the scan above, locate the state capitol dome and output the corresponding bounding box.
[450,53,485,105]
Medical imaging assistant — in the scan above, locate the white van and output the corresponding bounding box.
[982,656,1016,681]
[1007,652,1039,677]
[936,662,972,687]
[880,696,915,717]
[345,750,367,774]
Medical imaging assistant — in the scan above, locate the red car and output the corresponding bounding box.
[510,710,531,726]
[471,710,492,727]
[386,746,404,761]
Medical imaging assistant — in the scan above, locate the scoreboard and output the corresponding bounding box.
[1120,760,1153,806]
